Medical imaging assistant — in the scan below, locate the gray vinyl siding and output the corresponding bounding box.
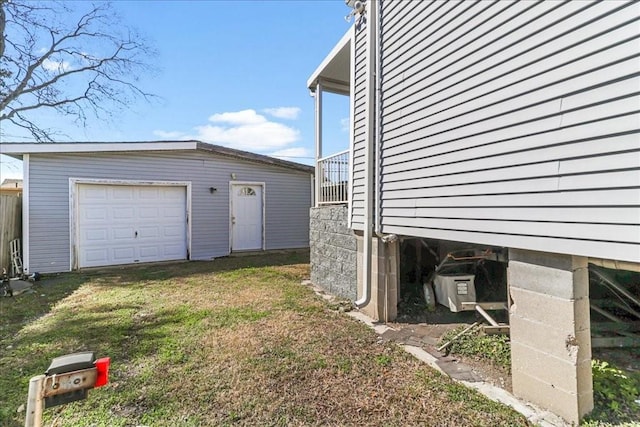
[350,17,368,231]
[27,151,311,273]
[378,0,640,263]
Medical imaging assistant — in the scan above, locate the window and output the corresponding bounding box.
[238,187,256,196]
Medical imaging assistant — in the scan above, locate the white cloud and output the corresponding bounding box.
[194,122,299,152]
[263,107,301,120]
[268,147,311,160]
[154,109,301,153]
[209,109,266,125]
[340,117,350,132]
[42,58,71,72]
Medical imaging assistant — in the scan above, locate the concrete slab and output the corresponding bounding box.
[7,279,33,296]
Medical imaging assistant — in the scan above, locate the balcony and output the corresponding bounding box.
[317,149,349,205]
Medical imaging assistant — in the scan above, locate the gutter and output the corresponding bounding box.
[355,0,379,308]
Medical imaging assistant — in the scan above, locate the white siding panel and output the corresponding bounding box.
[383,114,639,173]
[383,188,640,208]
[378,0,640,260]
[383,132,640,182]
[383,207,639,225]
[350,16,368,231]
[382,217,640,244]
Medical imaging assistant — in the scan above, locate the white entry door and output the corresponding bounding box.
[77,184,187,268]
[231,184,263,251]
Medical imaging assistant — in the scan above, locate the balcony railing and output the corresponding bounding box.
[317,149,349,205]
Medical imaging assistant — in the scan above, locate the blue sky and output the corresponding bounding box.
[1,0,352,179]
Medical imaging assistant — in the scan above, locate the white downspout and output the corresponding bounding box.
[373,0,383,236]
[355,0,378,308]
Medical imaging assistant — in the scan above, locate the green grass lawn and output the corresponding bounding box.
[0,252,529,426]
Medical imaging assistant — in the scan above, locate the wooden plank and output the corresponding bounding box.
[592,336,640,348]
[461,302,507,311]
[482,326,511,335]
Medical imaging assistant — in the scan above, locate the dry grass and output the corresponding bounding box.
[0,252,529,426]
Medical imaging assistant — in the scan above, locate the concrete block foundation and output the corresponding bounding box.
[508,248,593,424]
[310,206,357,300]
[357,234,399,322]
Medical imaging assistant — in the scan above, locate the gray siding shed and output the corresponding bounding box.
[6,142,312,273]
[376,0,640,263]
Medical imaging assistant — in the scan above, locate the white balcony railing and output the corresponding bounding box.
[317,149,349,205]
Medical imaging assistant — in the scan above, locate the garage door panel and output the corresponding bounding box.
[77,184,187,268]
[139,207,159,219]
[112,227,134,240]
[113,187,134,200]
[138,226,160,239]
[84,229,108,242]
[113,207,135,220]
[139,246,159,259]
[113,247,136,261]
[163,206,184,217]
[163,244,186,257]
[85,248,108,263]
[139,187,160,200]
[83,187,108,200]
[164,226,184,238]
[84,208,107,221]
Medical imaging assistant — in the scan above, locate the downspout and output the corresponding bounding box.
[373,0,383,236]
[355,0,379,308]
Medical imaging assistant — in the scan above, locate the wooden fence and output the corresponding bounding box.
[0,194,22,273]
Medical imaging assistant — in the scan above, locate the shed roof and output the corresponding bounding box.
[0,140,314,174]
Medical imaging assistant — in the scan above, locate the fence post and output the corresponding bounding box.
[24,375,45,427]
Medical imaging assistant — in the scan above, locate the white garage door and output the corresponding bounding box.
[77,184,187,268]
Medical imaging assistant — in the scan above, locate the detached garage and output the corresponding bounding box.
[1,141,314,273]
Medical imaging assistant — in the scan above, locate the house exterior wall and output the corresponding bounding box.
[27,151,311,273]
[350,16,369,231]
[310,205,357,300]
[374,0,640,263]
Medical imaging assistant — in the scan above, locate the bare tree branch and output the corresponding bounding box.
[0,0,157,141]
